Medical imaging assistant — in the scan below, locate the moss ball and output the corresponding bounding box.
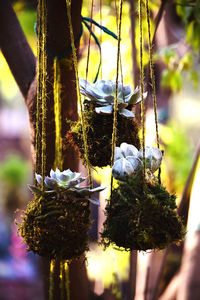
[66,105,140,168]
[102,178,185,251]
[19,191,91,260]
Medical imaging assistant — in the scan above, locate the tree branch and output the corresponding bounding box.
[0,0,36,99]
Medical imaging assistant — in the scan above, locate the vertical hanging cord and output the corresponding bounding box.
[114,0,124,88]
[139,0,146,178]
[110,0,123,192]
[64,262,70,300]
[41,0,47,190]
[85,0,94,81]
[35,0,42,183]
[60,260,65,300]
[100,0,103,79]
[66,0,92,188]
[49,260,54,300]
[145,0,161,183]
[54,57,63,170]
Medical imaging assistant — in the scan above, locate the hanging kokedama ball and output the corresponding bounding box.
[19,169,105,260]
[102,143,186,251]
[66,79,147,168]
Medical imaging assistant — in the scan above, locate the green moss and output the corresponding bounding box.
[102,178,186,251]
[66,104,140,167]
[19,191,91,260]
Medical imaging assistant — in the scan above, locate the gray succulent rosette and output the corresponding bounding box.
[29,168,105,206]
[79,78,147,119]
[112,142,163,181]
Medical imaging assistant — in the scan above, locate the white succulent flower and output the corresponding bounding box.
[114,143,139,161]
[79,78,147,119]
[112,142,142,180]
[30,168,106,206]
[112,143,163,181]
[138,147,163,173]
[112,156,143,181]
[49,168,83,188]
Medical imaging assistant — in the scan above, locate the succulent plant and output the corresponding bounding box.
[102,177,186,251]
[138,146,163,173]
[79,78,147,119]
[19,168,105,260]
[29,168,105,206]
[112,143,143,180]
[112,143,163,181]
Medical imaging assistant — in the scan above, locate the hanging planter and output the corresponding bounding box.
[102,143,185,251]
[67,79,147,167]
[19,168,105,260]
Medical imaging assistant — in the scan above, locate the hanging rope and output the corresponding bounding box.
[60,260,65,300]
[49,260,54,300]
[100,0,103,79]
[114,0,124,89]
[139,0,146,179]
[54,57,63,170]
[66,0,92,188]
[40,0,47,190]
[64,262,70,300]
[85,0,94,84]
[110,0,123,192]
[35,0,42,184]
[145,0,161,183]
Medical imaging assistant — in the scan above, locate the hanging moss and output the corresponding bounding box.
[101,178,186,251]
[19,191,91,260]
[66,103,140,167]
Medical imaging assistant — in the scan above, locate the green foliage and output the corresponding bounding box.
[162,122,193,193]
[179,53,193,71]
[161,69,182,92]
[186,21,200,52]
[157,46,198,92]
[176,0,200,52]
[14,3,36,37]
[189,69,199,89]
[0,156,29,187]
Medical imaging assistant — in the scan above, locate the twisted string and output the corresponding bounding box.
[145,0,161,183]
[85,0,94,84]
[114,0,124,88]
[100,0,103,79]
[65,262,70,300]
[82,1,94,187]
[110,0,123,192]
[41,0,47,190]
[139,0,146,179]
[35,0,42,183]
[66,0,92,187]
[49,260,54,300]
[60,261,65,300]
[54,57,63,170]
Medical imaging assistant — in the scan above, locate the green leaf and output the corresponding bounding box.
[161,69,182,92]
[186,21,195,45]
[189,70,199,90]
[171,70,183,92]
[179,53,193,71]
